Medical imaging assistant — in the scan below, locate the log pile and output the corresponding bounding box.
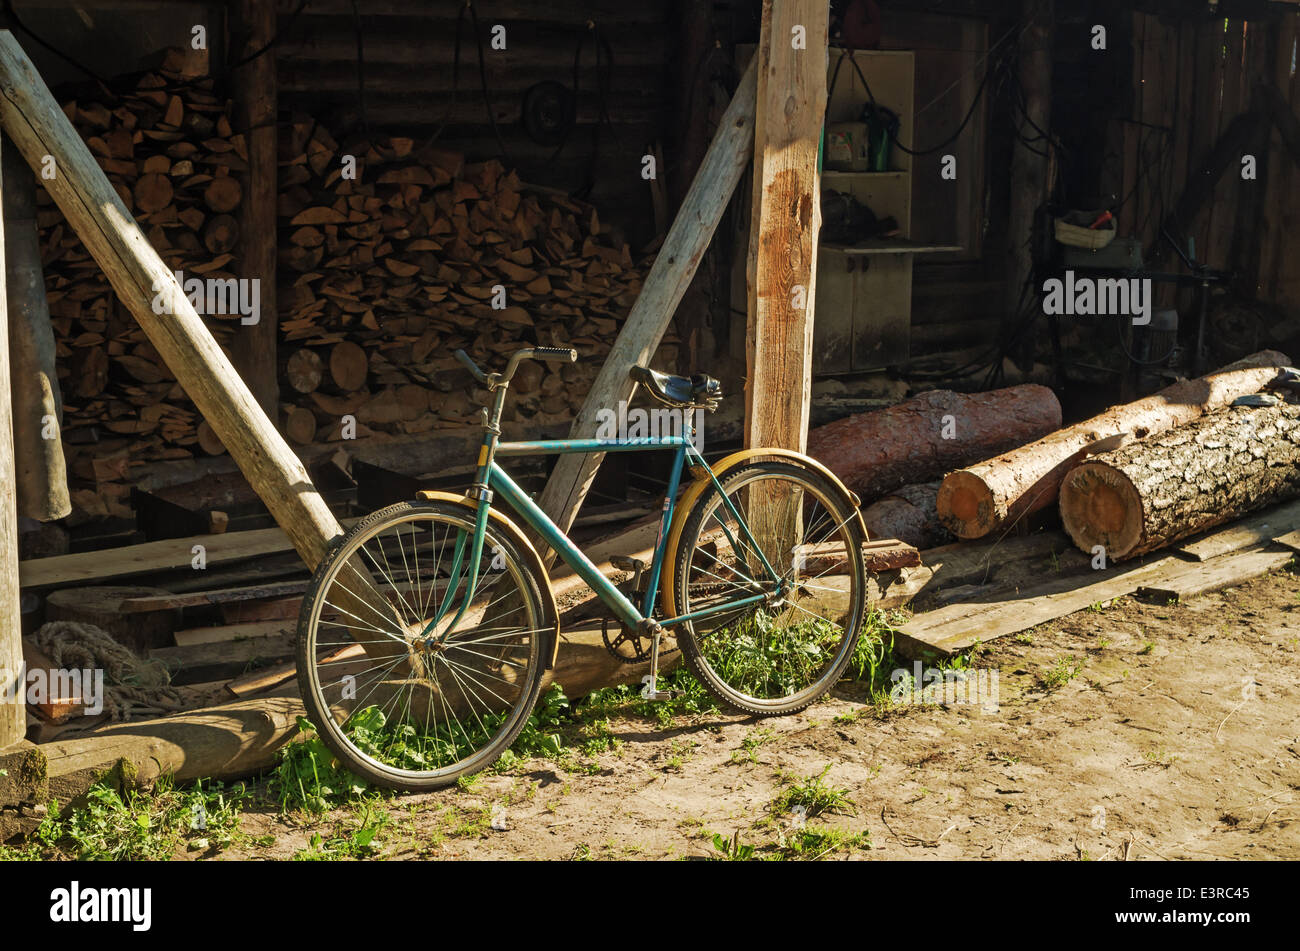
[37,51,249,516]
[33,51,659,523]
[935,352,1293,539]
[271,120,656,445]
[1059,399,1300,560]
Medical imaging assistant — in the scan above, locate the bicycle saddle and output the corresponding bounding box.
[629,365,722,411]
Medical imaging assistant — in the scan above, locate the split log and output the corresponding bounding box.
[807,385,1061,501]
[285,348,322,393]
[936,351,1293,539]
[861,481,953,550]
[1059,401,1300,561]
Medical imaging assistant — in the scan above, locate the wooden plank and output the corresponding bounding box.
[532,55,759,552]
[1135,547,1294,602]
[897,555,1181,659]
[1176,498,1300,561]
[19,520,356,589]
[229,0,278,418]
[744,0,828,454]
[173,618,296,647]
[0,128,22,748]
[119,578,310,613]
[149,630,295,683]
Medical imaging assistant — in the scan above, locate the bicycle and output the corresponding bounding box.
[296,347,872,790]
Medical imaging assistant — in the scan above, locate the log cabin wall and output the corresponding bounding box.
[274,0,674,249]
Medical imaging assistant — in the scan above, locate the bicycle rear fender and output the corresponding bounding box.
[658,448,869,619]
[415,490,561,669]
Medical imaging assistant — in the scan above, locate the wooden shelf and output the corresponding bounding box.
[823,237,964,255]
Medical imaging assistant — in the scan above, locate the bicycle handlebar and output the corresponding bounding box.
[454,347,579,388]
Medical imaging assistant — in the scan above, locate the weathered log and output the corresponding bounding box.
[1059,401,1300,561]
[36,623,670,795]
[3,142,69,521]
[861,481,953,550]
[937,351,1293,539]
[807,385,1061,501]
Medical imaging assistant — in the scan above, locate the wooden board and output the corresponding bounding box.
[19,520,356,589]
[896,555,1182,660]
[1135,548,1294,603]
[1177,498,1300,561]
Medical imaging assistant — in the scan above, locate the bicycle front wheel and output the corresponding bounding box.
[668,461,868,716]
[296,500,551,791]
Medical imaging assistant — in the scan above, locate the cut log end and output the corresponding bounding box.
[1059,463,1145,560]
[935,470,996,539]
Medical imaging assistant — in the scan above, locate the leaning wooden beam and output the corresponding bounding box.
[745,0,828,453]
[0,33,352,602]
[0,129,24,750]
[534,55,759,549]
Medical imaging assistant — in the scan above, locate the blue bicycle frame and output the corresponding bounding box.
[419,350,787,647]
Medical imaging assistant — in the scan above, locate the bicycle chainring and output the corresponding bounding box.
[601,617,678,665]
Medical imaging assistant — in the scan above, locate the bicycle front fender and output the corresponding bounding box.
[415,490,561,669]
[658,448,869,620]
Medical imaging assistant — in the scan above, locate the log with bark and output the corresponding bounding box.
[806,385,1061,501]
[936,351,1293,539]
[861,481,953,550]
[1059,400,1300,560]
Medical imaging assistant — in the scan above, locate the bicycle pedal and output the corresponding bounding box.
[645,690,680,702]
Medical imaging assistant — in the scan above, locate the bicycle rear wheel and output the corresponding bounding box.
[296,501,551,791]
[668,461,868,715]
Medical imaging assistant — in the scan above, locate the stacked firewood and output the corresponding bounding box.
[33,50,659,526]
[272,120,653,445]
[39,49,246,472]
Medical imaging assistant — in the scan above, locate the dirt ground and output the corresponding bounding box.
[221,564,1300,861]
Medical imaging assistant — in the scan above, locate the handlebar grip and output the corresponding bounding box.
[453,349,487,381]
[533,347,578,363]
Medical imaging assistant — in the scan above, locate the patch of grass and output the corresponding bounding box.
[729,727,775,765]
[293,803,391,860]
[708,829,758,861]
[271,716,373,812]
[778,825,871,861]
[1138,640,1155,655]
[1037,656,1084,691]
[30,778,244,860]
[771,765,856,819]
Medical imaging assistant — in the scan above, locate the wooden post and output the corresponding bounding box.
[0,129,25,750]
[534,55,759,548]
[3,139,69,522]
[0,33,400,659]
[230,0,279,419]
[1005,0,1053,371]
[744,0,827,454]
